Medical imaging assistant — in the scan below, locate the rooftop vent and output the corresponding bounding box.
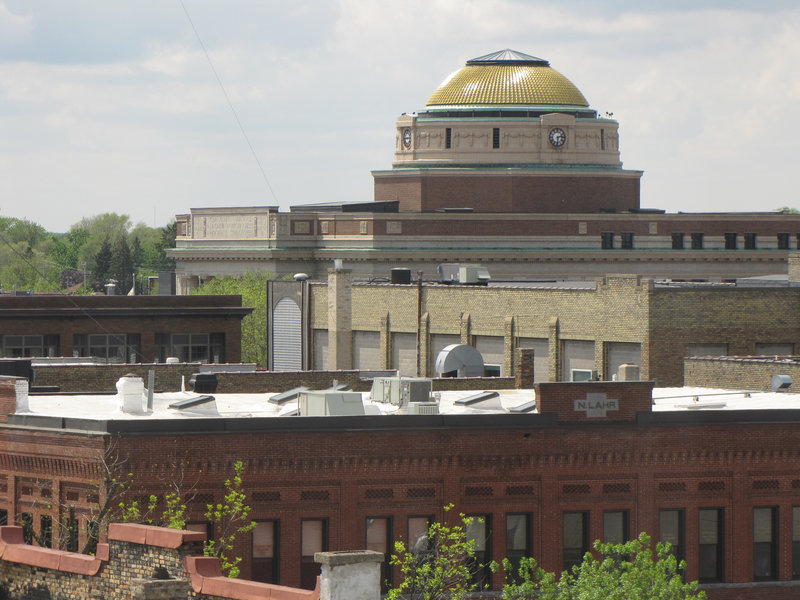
[189,373,218,394]
[435,344,484,378]
[298,391,365,416]
[116,375,146,414]
[772,374,792,392]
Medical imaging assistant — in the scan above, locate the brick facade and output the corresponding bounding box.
[684,356,800,391]
[0,295,250,364]
[4,379,800,596]
[300,274,800,387]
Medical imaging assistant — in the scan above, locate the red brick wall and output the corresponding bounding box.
[535,381,653,422]
[3,382,800,596]
[373,172,640,213]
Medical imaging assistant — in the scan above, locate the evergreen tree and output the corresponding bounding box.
[130,236,143,269]
[110,233,134,292]
[94,235,113,289]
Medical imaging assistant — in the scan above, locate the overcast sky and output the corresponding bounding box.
[1,1,799,232]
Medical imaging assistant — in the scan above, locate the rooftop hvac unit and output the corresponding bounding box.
[570,369,597,382]
[408,402,440,415]
[437,263,491,285]
[370,377,432,406]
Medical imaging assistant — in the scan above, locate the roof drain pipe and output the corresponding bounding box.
[147,370,155,412]
[416,270,423,377]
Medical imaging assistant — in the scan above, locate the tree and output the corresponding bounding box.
[388,505,493,600]
[109,233,133,292]
[191,273,271,366]
[203,460,256,578]
[94,236,112,288]
[501,532,705,600]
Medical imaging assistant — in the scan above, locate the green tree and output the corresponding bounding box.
[109,233,133,292]
[501,532,705,600]
[191,273,270,366]
[203,460,256,578]
[388,505,493,600]
[94,236,112,288]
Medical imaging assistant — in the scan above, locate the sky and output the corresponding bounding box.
[0,1,799,233]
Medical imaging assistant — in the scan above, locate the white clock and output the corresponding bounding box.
[549,127,566,147]
[402,128,412,149]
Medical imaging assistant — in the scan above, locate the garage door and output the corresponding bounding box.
[353,331,381,370]
[607,342,641,380]
[562,340,595,381]
[475,336,505,375]
[272,297,302,371]
[313,330,329,370]
[518,338,549,383]
[392,333,417,376]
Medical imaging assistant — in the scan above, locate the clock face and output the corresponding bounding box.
[402,128,412,149]
[549,127,566,147]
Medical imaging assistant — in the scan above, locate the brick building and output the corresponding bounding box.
[269,269,800,387]
[169,50,800,288]
[3,373,800,598]
[0,294,252,364]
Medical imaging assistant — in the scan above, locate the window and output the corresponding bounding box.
[506,514,532,583]
[600,129,605,150]
[724,232,737,250]
[408,516,432,554]
[466,514,492,586]
[563,512,589,572]
[659,509,684,564]
[154,333,225,363]
[603,510,629,545]
[21,512,33,545]
[778,233,790,250]
[698,508,724,582]
[753,507,777,580]
[73,333,141,363]
[252,520,279,584]
[671,233,684,250]
[1,334,58,358]
[66,509,79,552]
[687,343,728,357]
[445,128,452,149]
[40,515,52,548]
[492,128,500,149]
[601,232,614,249]
[744,233,757,250]
[621,232,634,249]
[691,232,704,250]
[366,517,392,590]
[301,519,327,590]
[0,509,7,526]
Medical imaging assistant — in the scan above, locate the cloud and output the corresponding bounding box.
[1,0,799,230]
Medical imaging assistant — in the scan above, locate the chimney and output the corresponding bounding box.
[0,377,27,422]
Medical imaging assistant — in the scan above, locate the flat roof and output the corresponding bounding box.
[9,385,800,435]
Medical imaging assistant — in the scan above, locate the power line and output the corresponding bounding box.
[178,0,279,204]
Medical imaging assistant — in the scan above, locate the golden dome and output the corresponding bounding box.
[426,49,589,108]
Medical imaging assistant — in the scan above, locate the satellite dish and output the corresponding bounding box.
[435,344,484,377]
[293,273,309,281]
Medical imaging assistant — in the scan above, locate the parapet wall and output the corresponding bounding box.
[30,364,519,394]
[684,356,800,391]
[0,523,380,600]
